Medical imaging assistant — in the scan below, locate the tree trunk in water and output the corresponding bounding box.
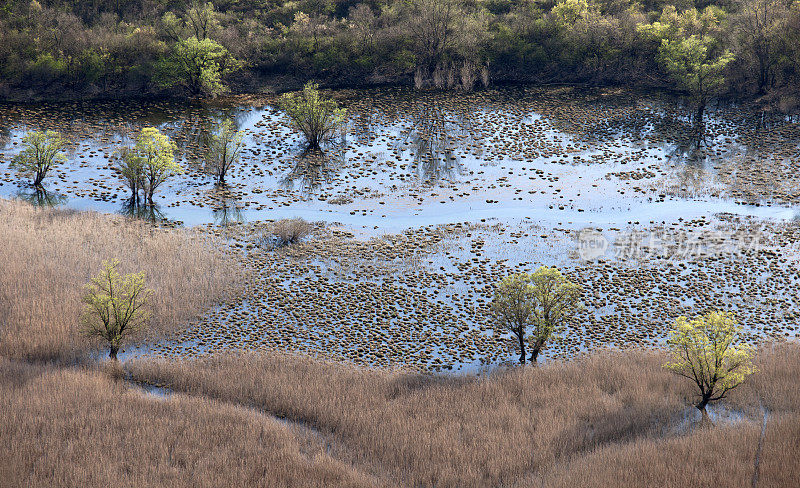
[695,102,705,126]
[530,347,540,364]
[758,58,768,95]
[693,101,706,144]
[697,396,713,426]
[518,333,526,365]
[109,345,119,361]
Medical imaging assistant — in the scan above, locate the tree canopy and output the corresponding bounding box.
[11,130,68,187]
[638,7,735,119]
[81,259,153,361]
[157,36,242,97]
[279,81,346,149]
[492,266,582,364]
[119,128,183,205]
[665,310,756,414]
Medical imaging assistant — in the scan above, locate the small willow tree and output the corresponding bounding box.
[81,259,153,361]
[135,127,183,204]
[666,311,756,417]
[157,36,242,97]
[492,273,536,364]
[115,146,145,203]
[492,267,582,365]
[206,118,245,184]
[279,81,346,149]
[11,130,68,187]
[637,7,734,123]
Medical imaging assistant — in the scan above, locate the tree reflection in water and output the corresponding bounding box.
[120,198,166,222]
[281,145,344,197]
[16,187,67,207]
[398,100,473,185]
[210,185,245,227]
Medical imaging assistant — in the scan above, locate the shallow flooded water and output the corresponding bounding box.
[4,87,800,371]
[3,87,799,230]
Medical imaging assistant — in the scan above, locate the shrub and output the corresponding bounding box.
[206,118,245,184]
[279,81,346,149]
[267,218,313,247]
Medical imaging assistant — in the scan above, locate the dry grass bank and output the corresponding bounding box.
[536,412,800,488]
[128,344,800,487]
[0,198,239,362]
[0,358,380,488]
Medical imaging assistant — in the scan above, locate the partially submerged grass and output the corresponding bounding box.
[0,198,239,362]
[3,198,799,487]
[126,344,800,487]
[265,217,313,247]
[0,358,379,488]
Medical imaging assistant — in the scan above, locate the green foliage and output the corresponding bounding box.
[81,259,153,361]
[657,36,734,102]
[28,53,67,84]
[207,118,246,184]
[114,146,145,201]
[279,81,346,148]
[665,311,756,412]
[118,128,182,204]
[163,2,220,41]
[638,7,734,109]
[553,0,592,26]
[157,36,242,97]
[491,266,582,364]
[2,0,800,99]
[10,130,67,186]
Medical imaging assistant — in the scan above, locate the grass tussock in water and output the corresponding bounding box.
[127,344,800,487]
[269,217,314,247]
[0,358,380,488]
[0,198,239,362]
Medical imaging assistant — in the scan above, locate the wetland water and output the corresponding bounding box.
[3,87,800,371]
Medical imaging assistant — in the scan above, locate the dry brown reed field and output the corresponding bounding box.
[2,199,798,487]
[0,358,380,487]
[128,344,800,488]
[0,198,239,362]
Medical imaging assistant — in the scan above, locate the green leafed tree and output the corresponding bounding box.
[10,130,68,187]
[638,7,734,122]
[279,81,346,149]
[157,36,242,97]
[162,1,220,42]
[81,259,153,361]
[657,36,734,121]
[665,311,756,418]
[123,127,183,205]
[206,118,245,184]
[733,0,790,94]
[491,266,582,365]
[115,145,145,203]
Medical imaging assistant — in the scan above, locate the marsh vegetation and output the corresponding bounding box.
[2,0,800,113]
[2,3,800,480]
